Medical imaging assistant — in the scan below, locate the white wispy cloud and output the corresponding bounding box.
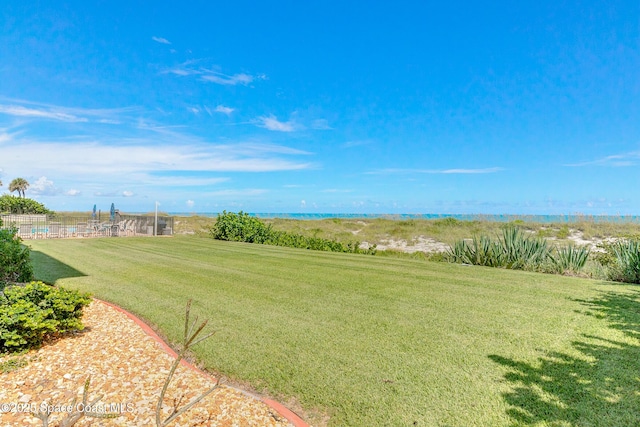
[201,72,255,85]
[152,36,172,45]
[367,167,503,175]
[0,99,136,124]
[139,176,229,187]
[165,63,266,86]
[0,105,88,122]
[215,105,234,115]
[0,100,311,206]
[342,140,373,148]
[565,151,640,167]
[0,134,312,182]
[256,115,297,132]
[166,68,195,76]
[224,142,311,156]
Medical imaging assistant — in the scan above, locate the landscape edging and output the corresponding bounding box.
[96,298,309,427]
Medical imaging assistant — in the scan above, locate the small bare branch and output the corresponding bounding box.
[156,300,219,427]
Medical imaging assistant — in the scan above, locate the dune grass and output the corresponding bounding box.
[173,215,640,248]
[28,236,640,426]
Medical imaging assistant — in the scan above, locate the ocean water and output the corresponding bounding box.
[169,212,640,224]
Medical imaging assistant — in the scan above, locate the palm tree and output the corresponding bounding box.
[9,178,29,198]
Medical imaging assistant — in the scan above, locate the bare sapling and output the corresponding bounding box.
[155,299,220,426]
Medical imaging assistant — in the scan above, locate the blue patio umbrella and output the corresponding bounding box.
[110,203,116,221]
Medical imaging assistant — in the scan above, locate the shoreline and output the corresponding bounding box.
[167,212,640,223]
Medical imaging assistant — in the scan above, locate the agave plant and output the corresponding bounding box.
[610,240,640,284]
[470,235,504,267]
[446,240,473,265]
[447,226,555,271]
[554,244,590,274]
[499,226,553,270]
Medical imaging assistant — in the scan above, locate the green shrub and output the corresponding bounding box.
[0,228,33,284]
[433,217,459,227]
[0,355,29,373]
[593,242,617,267]
[210,211,376,254]
[210,211,273,243]
[0,195,53,215]
[556,225,570,239]
[0,281,91,352]
[607,240,640,284]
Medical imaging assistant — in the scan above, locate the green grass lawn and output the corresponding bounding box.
[28,236,640,426]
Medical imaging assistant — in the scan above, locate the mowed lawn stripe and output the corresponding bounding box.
[28,236,640,426]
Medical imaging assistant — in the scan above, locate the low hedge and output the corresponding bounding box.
[210,211,376,254]
[0,281,91,352]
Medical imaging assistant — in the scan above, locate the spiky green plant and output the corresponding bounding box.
[609,240,640,284]
[469,235,503,267]
[447,226,557,272]
[554,244,590,274]
[447,239,470,264]
[500,226,552,270]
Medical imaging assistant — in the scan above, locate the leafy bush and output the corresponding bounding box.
[0,195,54,215]
[433,217,459,227]
[556,225,571,239]
[0,281,91,352]
[0,227,33,284]
[593,242,617,268]
[210,211,273,243]
[210,211,376,254]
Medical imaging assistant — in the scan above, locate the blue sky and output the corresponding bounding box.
[1,1,638,215]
